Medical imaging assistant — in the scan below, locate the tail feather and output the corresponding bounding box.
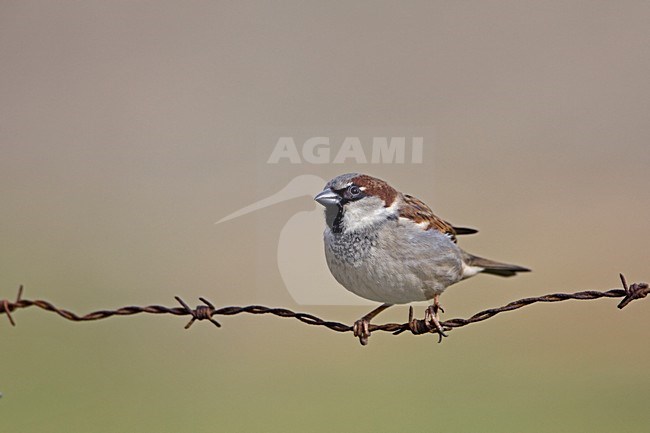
[463,254,530,278]
[453,226,478,236]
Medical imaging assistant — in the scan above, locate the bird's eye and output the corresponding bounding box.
[348,185,361,196]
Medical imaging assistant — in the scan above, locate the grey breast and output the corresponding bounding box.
[323,228,378,267]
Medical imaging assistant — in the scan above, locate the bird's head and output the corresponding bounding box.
[314,173,399,233]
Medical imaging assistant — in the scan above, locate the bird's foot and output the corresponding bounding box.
[424,304,448,343]
[353,318,372,346]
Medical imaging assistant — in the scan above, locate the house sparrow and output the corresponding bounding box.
[314,173,529,345]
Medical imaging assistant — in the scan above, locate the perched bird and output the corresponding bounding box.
[314,173,530,345]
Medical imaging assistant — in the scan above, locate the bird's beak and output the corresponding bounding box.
[314,188,340,207]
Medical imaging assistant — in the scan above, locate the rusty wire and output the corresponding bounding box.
[1,273,648,344]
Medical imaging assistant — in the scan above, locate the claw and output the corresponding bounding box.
[353,318,371,345]
[351,303,392,346]
[424,305,448,343]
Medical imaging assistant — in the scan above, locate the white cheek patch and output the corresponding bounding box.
[343,207,385,232]
[342,198,398,232]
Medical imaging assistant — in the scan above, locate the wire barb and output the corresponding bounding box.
[617,273,650,309]
[1,285,23,326]
[1,274,647,345]
[175,296,221,329]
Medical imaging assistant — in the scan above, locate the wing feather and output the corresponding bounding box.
[398,194,477,243]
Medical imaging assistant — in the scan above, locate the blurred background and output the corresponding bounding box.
[1,1,649,432]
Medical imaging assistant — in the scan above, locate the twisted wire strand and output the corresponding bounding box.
[1,274,648,341]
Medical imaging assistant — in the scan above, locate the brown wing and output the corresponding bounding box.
[398,194,477,243]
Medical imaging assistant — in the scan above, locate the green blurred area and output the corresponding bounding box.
[3,305,650,432]
[2,1,650,432]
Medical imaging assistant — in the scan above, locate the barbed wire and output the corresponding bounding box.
[1,274,648,345]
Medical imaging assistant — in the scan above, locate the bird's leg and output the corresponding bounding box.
[424,294,448,342]
[353,303,392,346]
[433,294,445,316]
